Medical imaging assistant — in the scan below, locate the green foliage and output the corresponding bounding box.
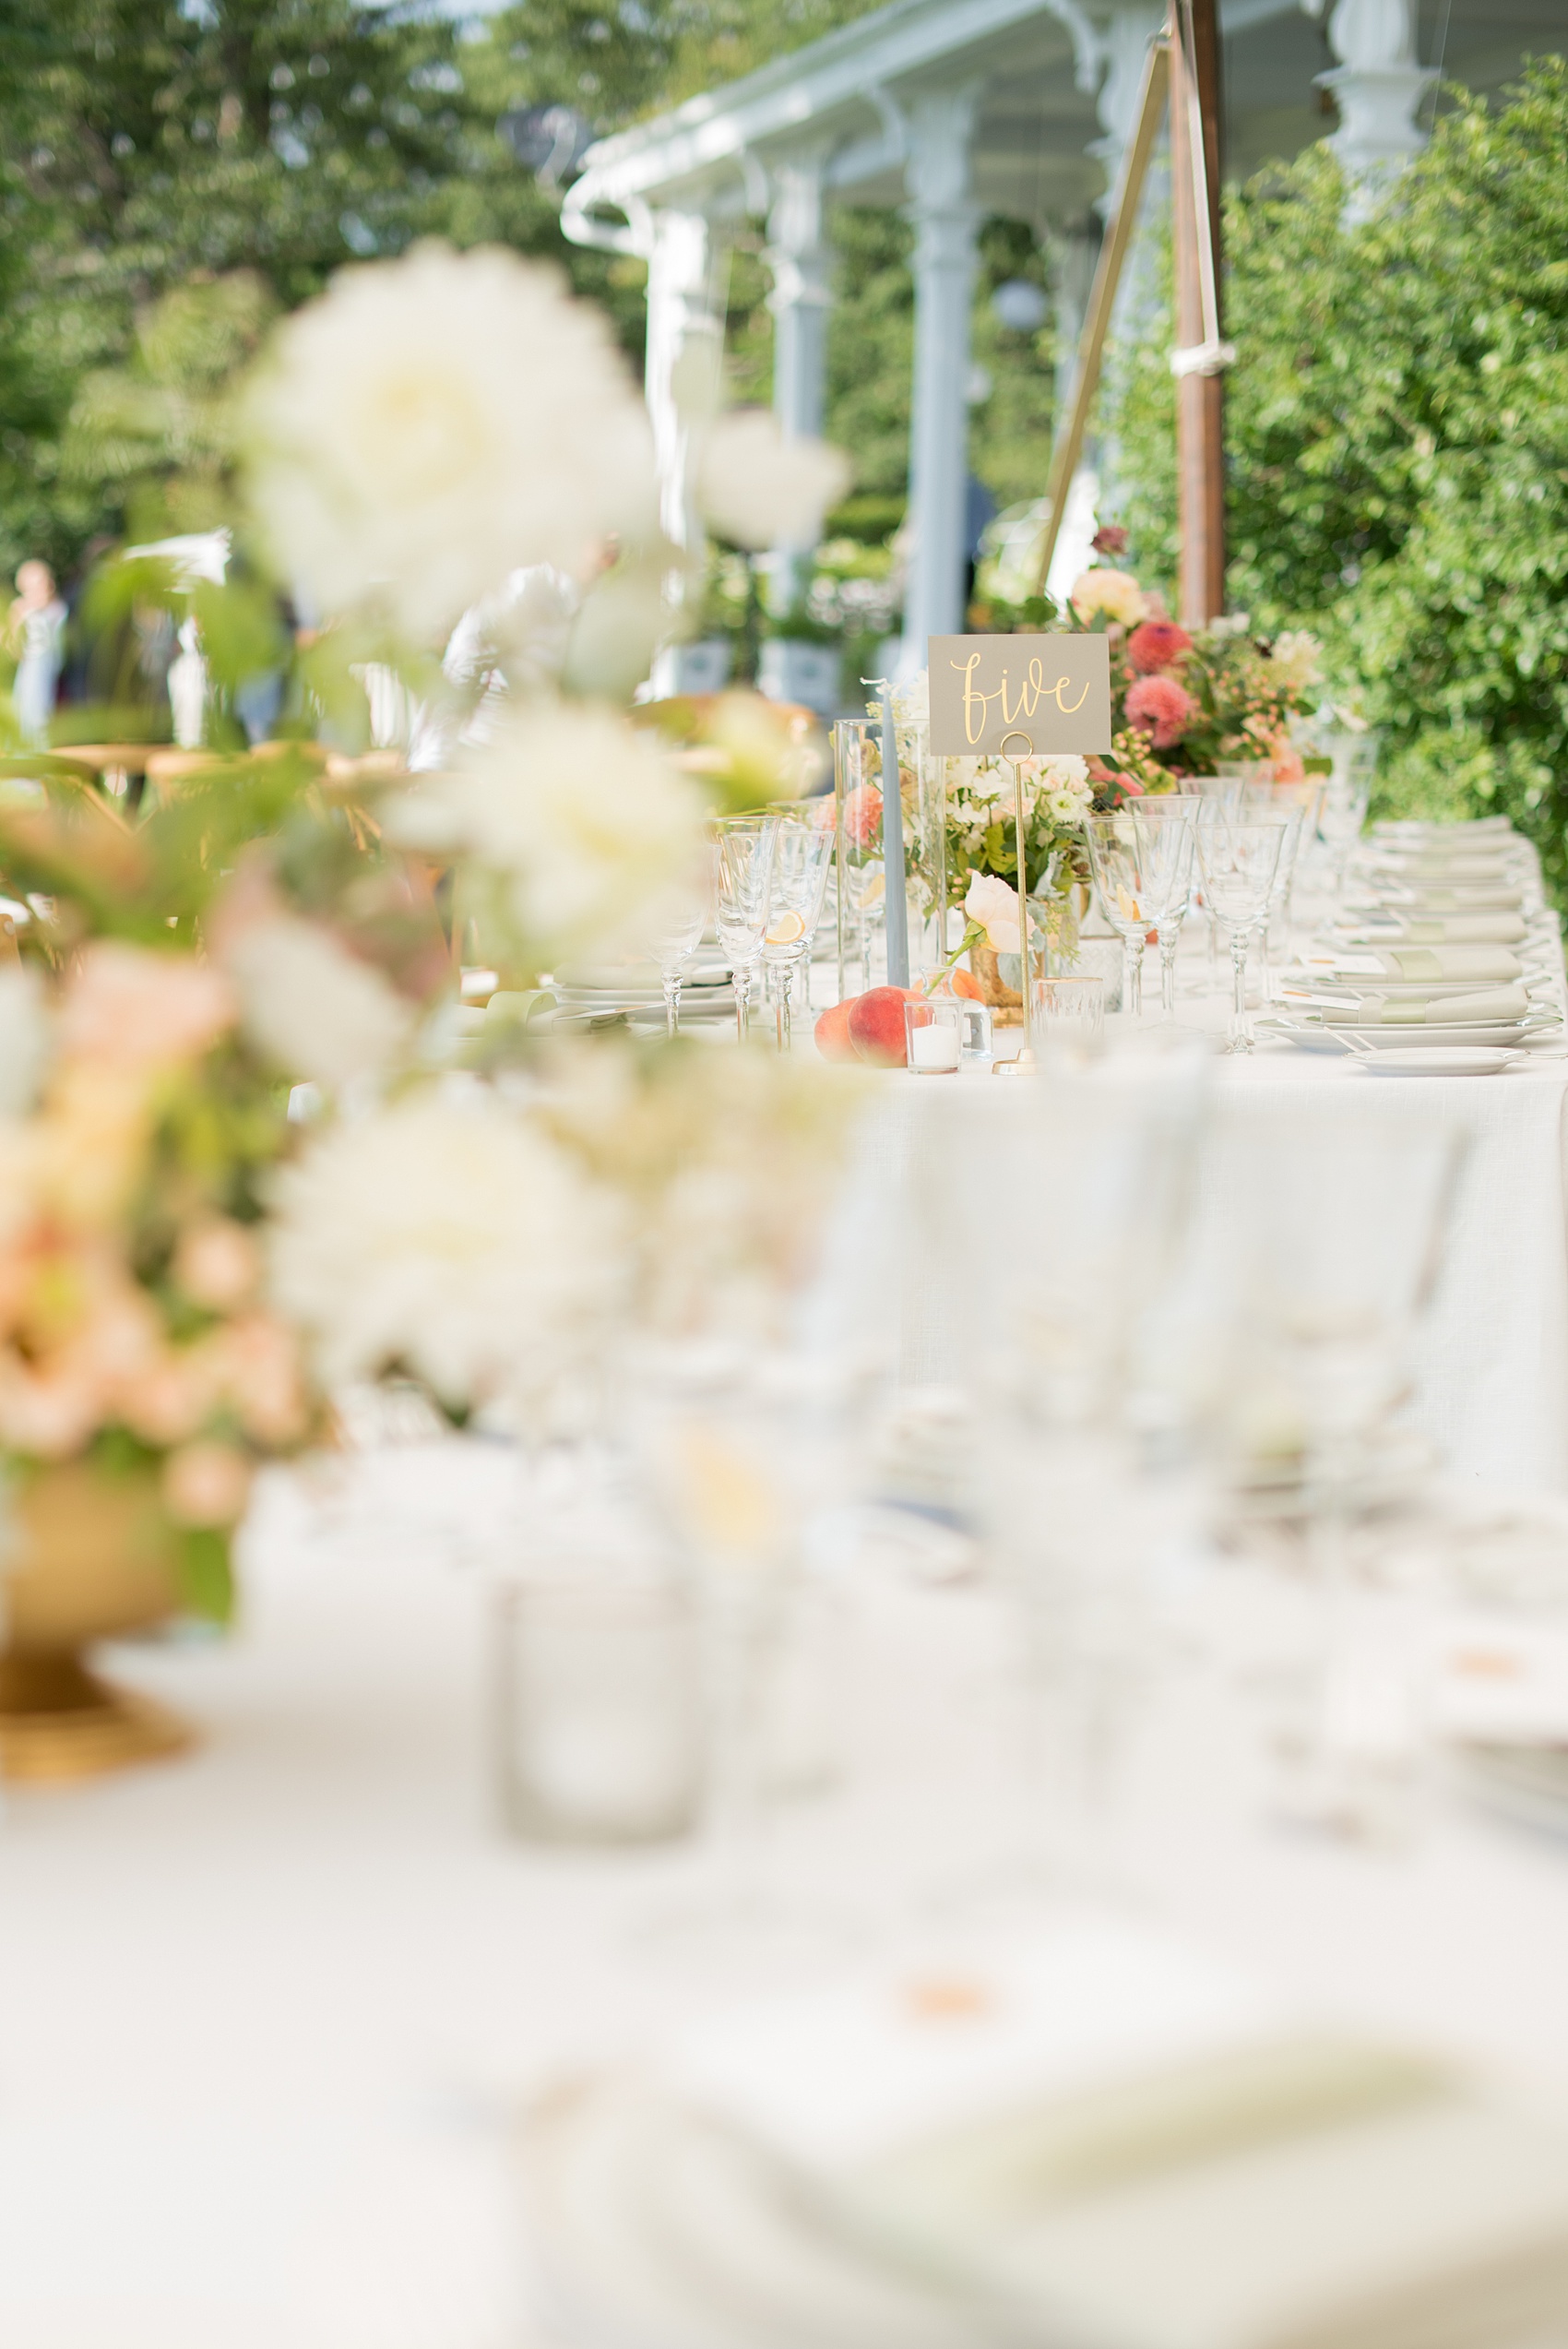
[0,0,568,574]
[1104,61,1568,890]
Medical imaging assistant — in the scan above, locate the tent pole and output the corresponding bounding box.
[1170,0,1228,622]
[1028,34,1169,601]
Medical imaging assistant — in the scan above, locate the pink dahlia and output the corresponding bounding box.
[1126,619,1193,674]
[839,783,882,849]
[1125,674,1195,750]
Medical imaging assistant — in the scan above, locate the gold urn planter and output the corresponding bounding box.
[0,1461,193,1783]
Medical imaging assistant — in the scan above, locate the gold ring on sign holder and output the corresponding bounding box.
[999,730,1037,1058]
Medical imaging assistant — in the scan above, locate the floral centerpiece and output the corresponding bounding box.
[0,915,318,1775]
[856,670,1145,1011]
[974,525,1324,785]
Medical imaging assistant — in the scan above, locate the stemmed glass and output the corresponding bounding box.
[1083,812,1193,1022]
[1127,798,1199,1018]
[1239,792,1305,982]
[1319,771,1372,899]
[647,882,709,1036]
[1224,1115,1464,1836]
[761,805,835,1049]
[1194,818,1283,1051]
[711,814,777,1043]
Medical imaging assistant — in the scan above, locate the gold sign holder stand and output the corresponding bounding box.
[999,728,1038,1059]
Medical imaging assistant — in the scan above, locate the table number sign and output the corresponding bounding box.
[927,634,1112,759]
[927,635,1112,1055]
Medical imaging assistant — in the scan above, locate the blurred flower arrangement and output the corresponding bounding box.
[0,236,870,1580]
[0,928,314,1621]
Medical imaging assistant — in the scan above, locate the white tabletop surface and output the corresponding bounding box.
[4,1444,1568,2348]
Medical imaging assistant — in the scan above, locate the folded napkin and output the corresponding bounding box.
[1297,948,1523,984]
[1372,945,1522,984]
[1369,853,1517,878]
[1325,983,1529,1027]
[1391,888,1525,912]
[1349,913,1529,946]
[1374,816,1515,840]
[663,1925,1568,2349]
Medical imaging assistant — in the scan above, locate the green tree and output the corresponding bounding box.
[1104,60,1568,884]
[0,0,565,573]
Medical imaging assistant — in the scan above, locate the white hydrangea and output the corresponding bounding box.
[391,699,707,972]
[267,1090,622,1408]
[244,242,657,641]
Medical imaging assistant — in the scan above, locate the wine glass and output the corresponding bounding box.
[647,881,710,1037]
[761,805,835,1049]
[1223,1115,1465,1835]
[1083,811,1193,1022]
[1238,792,1305,983]
[1194,817,1283,1051]
[711,814,777,1043]
[1127,798,1199,1018]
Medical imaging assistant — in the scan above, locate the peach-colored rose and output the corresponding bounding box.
[173,1218,261,1311]
[0,1357,103,1456]
[1069,567,1147,628]
[119,1345,221,1446]
[216,1313,308,1445]
[58,943,235,1070]
[162,1439,253,1528]
[35,1064,154,1228]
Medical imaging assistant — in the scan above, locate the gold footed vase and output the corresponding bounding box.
[0,1462,193,1783]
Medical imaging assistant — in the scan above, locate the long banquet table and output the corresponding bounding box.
[4,1445,1568,2346]
[6,817,1568,2345]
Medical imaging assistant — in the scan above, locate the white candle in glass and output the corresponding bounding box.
[909,1021,960,1072]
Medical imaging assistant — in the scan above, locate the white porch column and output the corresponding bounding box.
[1319,0,1434,186]
[766,148,836,607]
[644,206,723,566]
[901,82,983,659]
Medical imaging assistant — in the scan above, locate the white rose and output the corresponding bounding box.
[697,411,851,552]
[224,917,410,1087]
[964,871,1023,954]
[244,241,657,641]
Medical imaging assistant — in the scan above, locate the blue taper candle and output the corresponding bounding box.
[880,685,909,987]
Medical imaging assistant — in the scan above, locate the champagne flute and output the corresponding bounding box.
[1127,798,1200,1018]
[761,805,835,1048]
[1083,812,1194,1022]
[647,884,709,1036]
[1194,817,1283,1051]
[711,814,777,1043]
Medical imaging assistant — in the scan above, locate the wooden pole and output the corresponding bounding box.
[1170,0,1227,623]
[1028,35,1169,600]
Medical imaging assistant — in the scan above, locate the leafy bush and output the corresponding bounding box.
[1104,60,1568,892]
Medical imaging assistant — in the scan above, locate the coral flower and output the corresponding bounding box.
[1125,674,1196,750]
[1126,620,1193,674]
[839,783,883,850]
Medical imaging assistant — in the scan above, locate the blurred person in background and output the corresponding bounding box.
[6,561,67,745]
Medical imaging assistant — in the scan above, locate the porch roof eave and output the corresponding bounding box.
[566,0,1105,217]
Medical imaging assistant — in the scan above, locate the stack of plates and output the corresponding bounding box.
[552,960,737,1027]
[523,1920,1568,2349]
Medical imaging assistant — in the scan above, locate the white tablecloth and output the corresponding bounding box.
[4,1448,1568,2346]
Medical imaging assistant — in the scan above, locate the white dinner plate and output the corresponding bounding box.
[1264,1020,1542,1051]
[1362,1046,1519,1078]
[523,2077,997,2349]
[1452,1742,1568,1842]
